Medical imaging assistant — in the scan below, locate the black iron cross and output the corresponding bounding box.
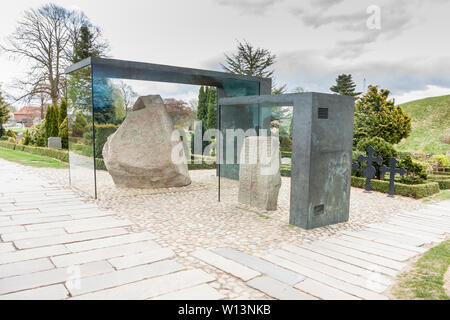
[359,146,383,192]
[380,157,406,197]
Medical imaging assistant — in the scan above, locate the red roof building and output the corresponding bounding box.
[14,106,47,127]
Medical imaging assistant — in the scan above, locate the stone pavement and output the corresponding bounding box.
[0,160,221,300]
[0,158,449,299]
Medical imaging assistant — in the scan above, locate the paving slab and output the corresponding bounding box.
[14,227,129,249]
[261,254,388,300]
[151,284,225,300]
[192,248,260,281]
[65,231,157,253]
[71,269,216,300]
[247,276,317,300]
[272,249,387,293]
[294,278,360,300]
[0,244,70,265]
[108,248,174,270]
[0,260,113,295]
[0,284,69,300]
[214,248,304,286]
[68,259,184,296]
[0,258,54,279]
[50,240,160,267]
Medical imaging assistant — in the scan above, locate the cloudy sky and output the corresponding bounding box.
[0,0,449,107]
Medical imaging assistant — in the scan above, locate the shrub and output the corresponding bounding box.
[94,124,119,158]
[432,155,450,169]
[356,137,398,178]
[398,155,428,180]
[353,85,411,146]
[351,176,439,199]
[59,117,68,149]
[352,150,365,177]
[44,105,60,138]
[7,137,16,144]
[279,136,292,152]
[6,129,16,139]
[281,151,292,158]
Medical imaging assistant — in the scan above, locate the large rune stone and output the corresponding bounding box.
[238,136,281,211]
[102,95,191,188]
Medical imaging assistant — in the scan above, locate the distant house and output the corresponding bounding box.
[14,106,47,127]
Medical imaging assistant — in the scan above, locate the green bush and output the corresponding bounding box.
[351,176,439,199]
[7,137,16,144]
[44,105,60,138]
[6,129,16,139]
[94,124,119,158]
[28,122,47,147]
[432,155,450,169]
[398,154,428,182]
[279,136,292,152]
[0,141,16,150]
[59,117,68,149]
[281,151,292,158]
[352,150,365,177]
[357,137,397,178]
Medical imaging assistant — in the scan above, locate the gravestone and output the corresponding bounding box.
[380,157,406,197]
[102,95,191,188]
[47,137,62,149]
[238,136,281,211]
[359,146,383,192]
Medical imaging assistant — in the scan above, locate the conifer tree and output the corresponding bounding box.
[206,87,217,130]
[44,105,59,138]
[330,74,361,97]
[197,86,208,123]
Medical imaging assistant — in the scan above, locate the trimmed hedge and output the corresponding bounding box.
[281,151,292,158]
[351,176,440,199]
[433,171,450,176]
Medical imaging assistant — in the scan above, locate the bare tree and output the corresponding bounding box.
[1,4,108,106]
[117,81,138,111]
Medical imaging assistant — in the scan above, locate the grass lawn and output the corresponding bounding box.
[423,190,450,203]
[393,240,450,300]
[396,95,450,155]
[0,147,68,169]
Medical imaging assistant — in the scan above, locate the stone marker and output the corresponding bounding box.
[103,95,191,188]
[238,136,281,211]
[47,137,62,149]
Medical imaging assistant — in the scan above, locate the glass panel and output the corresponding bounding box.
[219,101,273,202]
[67,65,95,197]
[218,79,260,181]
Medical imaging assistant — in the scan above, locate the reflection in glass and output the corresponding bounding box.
[67,65,96,197]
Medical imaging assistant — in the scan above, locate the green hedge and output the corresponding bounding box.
[428,174,450,180]
[281,151,292,158]
[428,174,450,190]
[433,171,450,176]
[0,141,16,150]
[351,176,440,199]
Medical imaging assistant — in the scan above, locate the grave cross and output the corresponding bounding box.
[359,146,383,192]
[380,157,406,197]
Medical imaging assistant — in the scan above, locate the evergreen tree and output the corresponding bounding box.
[197,86,208,123]
[221,40,286,93]
[206,87,217,129]
[72,25,102,63]
[353,85,411,146]
[44,106,59,138]
[330,74,361,97]
[58,98,67,126]
[0,89,10,137]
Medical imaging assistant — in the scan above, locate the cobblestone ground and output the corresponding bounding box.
[28,166,428,299]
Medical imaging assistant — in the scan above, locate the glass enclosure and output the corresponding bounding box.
[66,57,270,198]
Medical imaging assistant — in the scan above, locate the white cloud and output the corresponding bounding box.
[392,85,450,104]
